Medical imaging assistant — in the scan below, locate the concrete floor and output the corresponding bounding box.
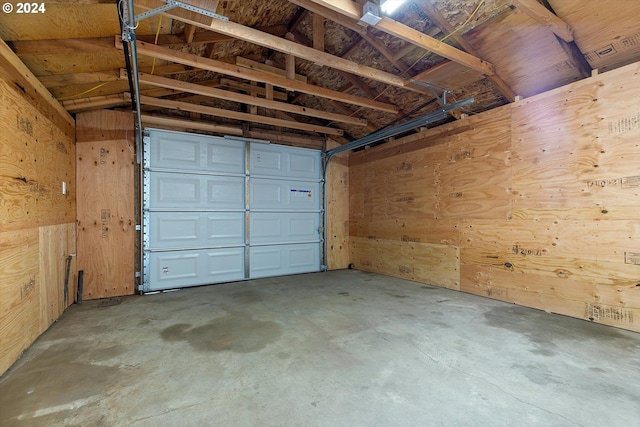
[1,270,639,426]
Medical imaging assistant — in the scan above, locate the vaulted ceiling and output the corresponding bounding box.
[1,0,639,148]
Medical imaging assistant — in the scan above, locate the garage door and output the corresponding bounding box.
[142,129,322,292]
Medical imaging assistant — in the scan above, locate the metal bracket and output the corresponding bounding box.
[409,80,455,109]
[135,0,229,22]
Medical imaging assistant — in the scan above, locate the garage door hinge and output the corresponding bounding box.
[135,224,141,231]
[135,271,141,278]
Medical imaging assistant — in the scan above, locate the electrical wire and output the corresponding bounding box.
[56,82,110,101]
[150,15,163,75]
[441,0,485,43]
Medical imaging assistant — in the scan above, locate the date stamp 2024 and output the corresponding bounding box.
[3,2,47,14]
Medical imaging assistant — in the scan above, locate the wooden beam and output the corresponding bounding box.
[0,39,74,129]
[416,1,516,102]
[287,7,309,33]
[7,33,234,56]
[8,37,115,55]
[220,78,288,101]
[286,53,296,81]
[116,37,397,113]
[243,129,326,148]
[139,95,344,136]
[185,31,232,44]
[141,114,327,149]
[289,30,314,48]
[287,0,366,35]
[135,0,412,89]
[512,0,573,42]
[313,13,325,51]
[62,93,129,113]
[182,0,220,43]
[537,0,592,79]
[290,0,417,79]
[43,64,194,89]
[134,72,368,126]
[39,70,120,88]
[142,114,244,135]
[296,0,494,76]
[361,32,409,74]
[183,25,198,43]
[330,99,379,133]
[236,57,307,83]
[392,42,420,62]
[256,25,290,37]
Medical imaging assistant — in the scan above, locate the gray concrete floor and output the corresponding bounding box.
[1,270,639,426]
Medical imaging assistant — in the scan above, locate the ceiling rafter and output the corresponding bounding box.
[219,78,288,101]
[312,12,325,51]
[180,0,220,43]
[132,71,368,126]
[62,93,130,113]
[8,34,236,56]
[415,1,515,102]
[537,0,592,79]
[291,0,494,76]
[142,114,243,135]
[115,36,397,113]
[512,0,573,42]
[139,95,344,135]
[141,114,327,148]
[39,64,194,88]
[360,32,409,74]
[134,0,430,93]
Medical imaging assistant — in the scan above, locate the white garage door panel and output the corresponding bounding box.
[150,132,245,174]
[149,248,245,291]
[250,179,320,211]
[251,212,319,245]
[250,243,320,278]
[149,212,245,249]
[153,136,201,170]
[251,143,321,180]
[206,142,245,174]
[150,172,245,210]
[206,177,246,209]
[144,130,322,292]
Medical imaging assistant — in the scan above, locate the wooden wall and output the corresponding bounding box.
[326,139,350,270]
[0,40,76,375]
[76,110,135,299]
[349,62,640,332]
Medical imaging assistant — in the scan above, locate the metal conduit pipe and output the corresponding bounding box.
[125,0,144,164]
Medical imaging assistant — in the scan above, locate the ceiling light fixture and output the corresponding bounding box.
[359,1,382,26]
[380,0,407,15]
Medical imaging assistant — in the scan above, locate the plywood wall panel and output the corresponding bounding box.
[350,218,460,246]
[351,237,460,290]
[549,0,640,72]
[350,62,640,332]
[0,229,40,375]
[39,223,77,330]
[1,39,76,375]
[326,140,350,270]
[0,69,75,232]
[461,264,638,331]
[76,110,135,300]
[512,62,640,220]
